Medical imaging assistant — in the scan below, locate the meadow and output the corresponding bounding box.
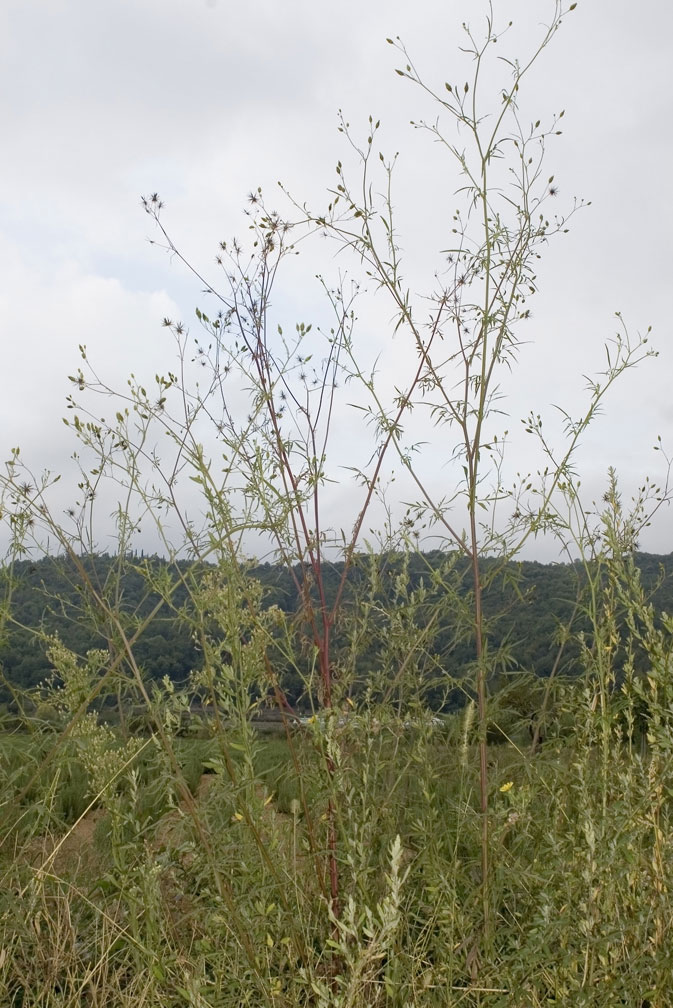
[2,687,671,1007]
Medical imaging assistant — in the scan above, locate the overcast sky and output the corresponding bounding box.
[1,0,671,562]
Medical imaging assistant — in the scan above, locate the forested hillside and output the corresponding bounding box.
[2,550,672,708]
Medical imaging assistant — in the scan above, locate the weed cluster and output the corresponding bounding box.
[1,2,672,1004]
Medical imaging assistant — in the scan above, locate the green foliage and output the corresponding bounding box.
[0,553,199,702]
[3,548,673,711]
[1,3,673,1004]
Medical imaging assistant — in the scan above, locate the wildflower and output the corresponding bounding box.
[499,781,514,793]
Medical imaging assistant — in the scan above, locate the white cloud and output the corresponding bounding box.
[1,0,671,558]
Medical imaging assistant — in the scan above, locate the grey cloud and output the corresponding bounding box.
[1,0,671,557]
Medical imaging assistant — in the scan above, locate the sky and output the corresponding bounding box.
[1,0,672,562]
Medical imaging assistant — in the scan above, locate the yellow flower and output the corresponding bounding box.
[499,781,514,793]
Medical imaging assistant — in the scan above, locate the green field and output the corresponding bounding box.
[2,706,670,1006]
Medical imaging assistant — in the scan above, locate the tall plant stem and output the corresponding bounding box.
[470,510,490,934]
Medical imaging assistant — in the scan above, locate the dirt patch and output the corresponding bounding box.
[29,809,105,878]
[196,771,218,801]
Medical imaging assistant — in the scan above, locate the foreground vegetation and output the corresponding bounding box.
[2,535,673,1005]
[2,583,673,1007]
[2,2,673,1003]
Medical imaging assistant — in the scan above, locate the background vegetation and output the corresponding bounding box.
[2,549,673,708]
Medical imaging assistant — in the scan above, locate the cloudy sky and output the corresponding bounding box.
[1,0,671,561]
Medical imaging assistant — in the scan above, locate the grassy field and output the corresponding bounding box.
[1,708,671,1007]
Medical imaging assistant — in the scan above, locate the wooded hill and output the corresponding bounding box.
[1,550,672,709]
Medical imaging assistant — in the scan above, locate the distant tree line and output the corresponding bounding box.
[1,549,671,710]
